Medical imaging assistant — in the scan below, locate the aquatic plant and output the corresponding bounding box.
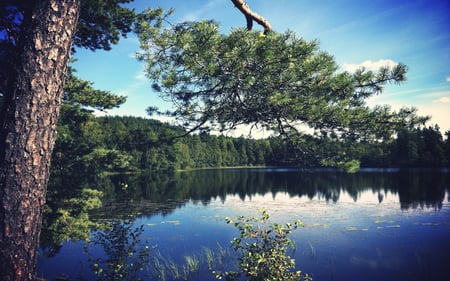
[203,247,215,270]
[217,209,312,281]
[184,255,200,273]
[143,243,235,281]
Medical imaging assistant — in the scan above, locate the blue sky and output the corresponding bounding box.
[73,0,450,135]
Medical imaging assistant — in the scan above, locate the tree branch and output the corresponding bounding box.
[230,0,272,34]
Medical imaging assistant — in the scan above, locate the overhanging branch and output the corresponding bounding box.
[230,0,272,34]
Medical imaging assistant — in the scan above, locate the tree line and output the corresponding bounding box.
[51,112,450,177]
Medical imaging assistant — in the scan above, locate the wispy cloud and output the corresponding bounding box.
[128,67,149,89]
[342,59,398,72]
[420,88,450,104]
[113,67,149,99]
[133,70,147,83]
[433,96,450,104]
[446,76,450,82]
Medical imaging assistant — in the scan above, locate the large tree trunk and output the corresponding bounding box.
[0,0,80,280]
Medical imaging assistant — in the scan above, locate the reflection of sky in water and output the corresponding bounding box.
[39,196,450,280]
[38,170,450,281]
[129,190,450,281]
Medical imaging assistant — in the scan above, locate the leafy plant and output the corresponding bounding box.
[218,209,312,281]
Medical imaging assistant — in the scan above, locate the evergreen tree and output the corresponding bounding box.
[417,125,447,167]
[0,1,135,279]
[445,131,450,166]
[135,9,428,169]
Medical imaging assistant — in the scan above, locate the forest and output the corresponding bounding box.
[51,104,450,178]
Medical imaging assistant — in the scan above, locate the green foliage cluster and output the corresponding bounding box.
[64,66,127,111]
[390,125,449,167]
[53,113,273,174]
[47,188,103,240]
[218,209,312,281]
[135,9,426,145]
[41,187,104,257]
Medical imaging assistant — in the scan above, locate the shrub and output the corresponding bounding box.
[217,209,312,281]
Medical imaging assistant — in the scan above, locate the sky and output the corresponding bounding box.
[73,0,450,136]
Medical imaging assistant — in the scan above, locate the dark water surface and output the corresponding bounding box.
[38,168,450,281]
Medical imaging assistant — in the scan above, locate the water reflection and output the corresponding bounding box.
[42,168,449,253]
[39,168,450,281]
[87,169,449,220]
[84,219,151,281]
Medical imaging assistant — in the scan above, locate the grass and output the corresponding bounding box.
[307,240,316,259]
[203,247,215,270]
[145,245,234,281]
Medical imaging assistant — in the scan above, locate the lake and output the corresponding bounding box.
[37,168,450,281]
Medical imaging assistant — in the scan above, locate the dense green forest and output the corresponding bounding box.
[51,107,450,178]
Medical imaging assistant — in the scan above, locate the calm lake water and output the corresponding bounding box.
[38,168,450,281]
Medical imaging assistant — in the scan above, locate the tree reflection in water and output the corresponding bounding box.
[39,168,450,280]
[89,168,450,219]
[83,219,151,281]
[42,168,450,250]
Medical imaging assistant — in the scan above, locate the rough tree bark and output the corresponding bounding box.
[0,0,81,280]
[230,0,272,33]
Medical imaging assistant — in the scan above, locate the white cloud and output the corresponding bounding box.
[422,90,450,105]
[119,67,148,95]
[133,70,147,83]
[416,103,450,132]
[446,76,450,82]
[342,59,398,72]
[367,88,450,133]
[433,96,450,104]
